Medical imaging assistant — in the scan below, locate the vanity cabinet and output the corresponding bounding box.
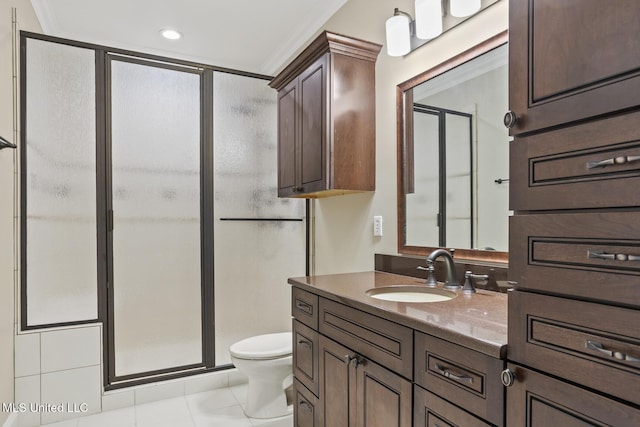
[269,31,381,198]
[291,287,412,427]
[507,0,640,423]
[508,0,640,136]
[290,283,505,427]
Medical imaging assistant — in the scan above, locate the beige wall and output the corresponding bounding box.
[308,0,508,274]
[0,2,41,423]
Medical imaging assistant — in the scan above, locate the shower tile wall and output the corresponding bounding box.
[13,323,243,426]
[14,325,102,426]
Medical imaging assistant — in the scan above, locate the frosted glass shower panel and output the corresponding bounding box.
[110,59,202,376]
[212,72,306,365]
[25,38,97,325]
[213,72,304,219]
[445,113,472,249]
[406,111,440,248]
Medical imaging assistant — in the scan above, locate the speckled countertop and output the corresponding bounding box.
[288,271,508,359]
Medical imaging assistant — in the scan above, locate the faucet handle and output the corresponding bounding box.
[417,261,438,287]
[462,271,489,294]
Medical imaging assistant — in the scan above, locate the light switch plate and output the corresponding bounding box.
[373,215,383,237]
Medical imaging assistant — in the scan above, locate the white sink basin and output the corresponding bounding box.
[365,286,457,303]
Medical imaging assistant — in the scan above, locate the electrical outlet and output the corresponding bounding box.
[373,215,383,237]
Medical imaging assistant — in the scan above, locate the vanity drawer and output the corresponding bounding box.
[414,386,493,427]
[505,363,640,427]
[293,319,319,397]
[293,378,321,427]
[414,332,504,427]
[318,298,413,379]
[509,291,640,407]
[510,211,640,307]
[292,287,318,329]
[510,110,640,211]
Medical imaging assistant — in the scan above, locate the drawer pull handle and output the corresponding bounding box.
[586,340,640,363]
[295,300,313,315]
[588,250,640,262]
[299,399,313,413]
[297,339,312,349]
[434,363,473,384]
[586,155,640,170]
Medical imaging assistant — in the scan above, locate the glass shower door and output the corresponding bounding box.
[108,57,204,379]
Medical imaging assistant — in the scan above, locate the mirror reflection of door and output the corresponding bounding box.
[407,106,472,248]
[402,41,509,254]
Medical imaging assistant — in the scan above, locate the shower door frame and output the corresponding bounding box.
[103,54,216,389]
[20,31,307,391]
[412,104,474,249]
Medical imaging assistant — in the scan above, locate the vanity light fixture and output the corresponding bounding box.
[160,29,182,40]
[450,0,481,17]
[385,0,493,57]
[385,8,413,56]
[0,135,16,150]
[415,0,443,40]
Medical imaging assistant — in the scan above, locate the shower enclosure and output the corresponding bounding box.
[21,32,306,388]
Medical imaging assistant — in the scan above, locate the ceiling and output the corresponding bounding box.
[31,0,348,76]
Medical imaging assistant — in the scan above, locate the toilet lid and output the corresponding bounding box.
[229,332,292,360]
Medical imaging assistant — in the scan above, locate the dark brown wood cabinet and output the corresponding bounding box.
[318,335,412,427]
[294,377,321,427]
[414,387,493,427]
[505,364,640,427]
[269,31,381,198]
[292,291,412,427]
[414,333,505,427]
[508,0,640,136]
[507,0,640,424]
[290,285,505,427]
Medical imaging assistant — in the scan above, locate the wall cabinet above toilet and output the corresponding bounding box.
[269,31,381,198]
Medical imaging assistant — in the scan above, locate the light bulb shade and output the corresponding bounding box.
[450,0,481,17]
[385,14,411,57]
[415,0,443,40]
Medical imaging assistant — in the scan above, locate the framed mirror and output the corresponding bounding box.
[396,31,509,263]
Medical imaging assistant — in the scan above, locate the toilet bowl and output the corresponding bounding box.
[229,332,293,419]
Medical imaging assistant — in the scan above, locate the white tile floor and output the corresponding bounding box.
[40,384,292,427]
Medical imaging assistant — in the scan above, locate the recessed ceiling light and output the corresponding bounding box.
[160,29,182,40]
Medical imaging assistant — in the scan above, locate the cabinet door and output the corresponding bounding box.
[319,335,355,427]
[294,378,321,427]
[509,0,640,135]
[298,54,328,194]
[355,357,412,427]
[293,319,319,396]
[505,363,640,426]
[277,79,298,196]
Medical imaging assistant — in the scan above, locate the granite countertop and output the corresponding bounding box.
[288,271,508,359]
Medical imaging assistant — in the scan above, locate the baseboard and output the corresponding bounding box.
[1,412,18,427]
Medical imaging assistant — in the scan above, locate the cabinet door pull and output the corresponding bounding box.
[295,300,313,315]
[297,339,312,349]
[586,154,640,170]
[586,340,640,363]
[434,363,473,384]
[299,399,313,413]
[350,355,365,368]
[588,250,640,262]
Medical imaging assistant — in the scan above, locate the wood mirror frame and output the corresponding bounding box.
[396,30,508,263]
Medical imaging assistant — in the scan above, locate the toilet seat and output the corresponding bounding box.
[229,332,292,360]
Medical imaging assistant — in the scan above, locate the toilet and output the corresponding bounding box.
[229,332,293,419]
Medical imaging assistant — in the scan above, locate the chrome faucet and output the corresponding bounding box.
[426,249,460,289]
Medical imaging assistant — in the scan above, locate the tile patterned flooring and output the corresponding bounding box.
[40,384,292,427]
